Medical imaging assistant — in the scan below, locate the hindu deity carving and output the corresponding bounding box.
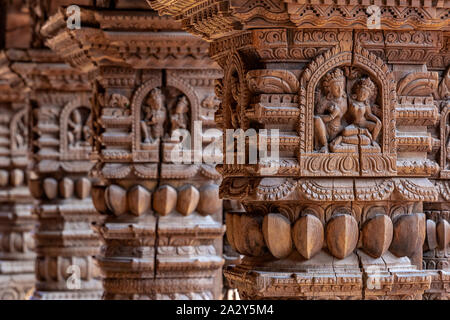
[314,68,382,153]
[138,85,192,146]
[314,68,348,153]
[170,95,189,135]
[67,107,91,148]
[141,88,167,144]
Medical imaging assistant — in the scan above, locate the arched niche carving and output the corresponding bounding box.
[60,94,92,161]
[131,77,196,162]
[166,75,199,133]
[298,44,397,177]
[300,206,325,225]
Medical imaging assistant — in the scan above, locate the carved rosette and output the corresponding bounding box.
[11,50,103,300]
[43,7,225,300]
[0,51,37,300]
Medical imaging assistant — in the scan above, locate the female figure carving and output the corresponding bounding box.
[141,88,166,144]
[314,68,348,153]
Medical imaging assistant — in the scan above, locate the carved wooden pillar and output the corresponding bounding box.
[422,67,450,300]
[11,49,102,300]
[149,0,450,299]
[43,5,225,299]
[0,51,36,299]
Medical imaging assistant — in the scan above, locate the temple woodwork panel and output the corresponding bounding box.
[147,0,450,299]
[0,0,448,301]
[88,65,225,299]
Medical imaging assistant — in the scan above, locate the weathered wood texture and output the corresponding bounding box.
[15,49,103,300]
[148,0,450,300]
[42,3,225,300]
[0,51,36,300]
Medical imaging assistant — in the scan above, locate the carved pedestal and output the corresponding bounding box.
[0,51,36,299]
[43,5,225,299]
[149,0,450,299]
[12,50,102,300]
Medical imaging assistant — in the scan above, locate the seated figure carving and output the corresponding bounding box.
[314,68,348,153]
[330,77,382,153]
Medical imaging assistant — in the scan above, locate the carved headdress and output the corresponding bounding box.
[322,68,345,98]
[355,77,376,92]
[147,88,164,110]
[322,68,345,86]
[353,77,376,100]
[175,95,189,114]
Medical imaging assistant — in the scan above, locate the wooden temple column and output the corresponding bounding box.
[10,49,103,300]
[422,73,450,299]
[0,52,36,299]
[43,2,225,299]
[149,0,450,299]
[0,0,37,300]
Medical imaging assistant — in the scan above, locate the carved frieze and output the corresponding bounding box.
[148,0,450,40]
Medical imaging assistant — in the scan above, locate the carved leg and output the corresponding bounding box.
[314,116,328,152]
[141,121,151,144]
